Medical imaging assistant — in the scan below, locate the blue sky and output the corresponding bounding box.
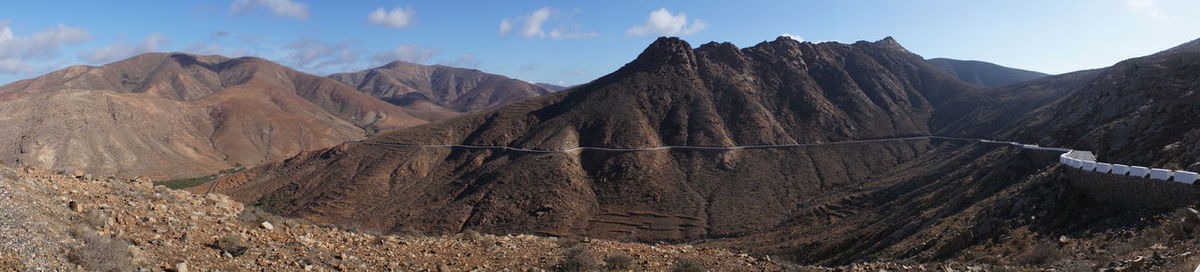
[1,0,1198,86]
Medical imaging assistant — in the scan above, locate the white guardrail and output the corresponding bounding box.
[1057,150,1199,185]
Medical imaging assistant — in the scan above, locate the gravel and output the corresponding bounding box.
[0,168,76,271]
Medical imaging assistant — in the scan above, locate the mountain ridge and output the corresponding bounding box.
[329,61,552,113]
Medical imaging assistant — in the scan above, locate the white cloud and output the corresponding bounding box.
[779,33,805,42]
[627,8,707,36]
[0,21,91,74]
[1128,0,1170,21]
[0,25,12,42]
[367,7,416,29]
[230,0,309,20]
[499,18,514,36]
[282,39,360,71]
[438,54,480,69]
[372,45,441,66]
[78,33,171,64]
[499,7,597,40]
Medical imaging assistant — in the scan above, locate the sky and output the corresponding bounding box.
[1,0,1198,86]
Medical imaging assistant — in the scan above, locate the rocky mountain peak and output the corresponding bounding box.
[629,36,697,69]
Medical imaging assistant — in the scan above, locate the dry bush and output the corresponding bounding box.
[462,230,484,241]
[82,209,111,228]
[604,253,634,270]
[673,257,707,272]
[1014,241,1061,266]
[559,245,602,271]
[211,233,249,257]
[67,228,133,272]
[238,206,283,225]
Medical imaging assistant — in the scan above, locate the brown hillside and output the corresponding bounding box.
[0,53,454,179]
[211,36,1200,269]
[212,36,982,241]
[330,61,552,112]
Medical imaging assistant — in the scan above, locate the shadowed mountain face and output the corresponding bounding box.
[0,53,457,179]
[330,62,552,113]
[939,37,1200,171]
[209,36,1200,266]
[212,36,985,240]
[928,58,1049,87]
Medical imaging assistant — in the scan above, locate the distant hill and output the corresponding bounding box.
[928,58,1048,86]
[535,82,570,91]
[0,53,454,179]
[330,62,552,113]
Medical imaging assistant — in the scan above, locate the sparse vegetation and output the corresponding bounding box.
[673,257,706,272]
[67,228,133,272]
[155,166,244,189]
[1014,241,1061,266]
[559,245,602,271]
[604,253,634,270]
[211,233,249,257]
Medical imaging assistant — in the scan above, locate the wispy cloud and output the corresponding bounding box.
[499,7,597,40]
[78,33,171,64]
[282,39,360,71]
[0,21,92,74]
[1127,0,1170,21]
[439,54,480,69]
[367,7,416,29]
[627,8,707,36]
[372,45,441,66]
[230,0,309,20]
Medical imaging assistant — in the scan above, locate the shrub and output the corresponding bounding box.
[82,209,111,228]
[212,233,249,257]
[559,245,602,271]
[604,253,634,270]
[1014,241,1060,266]
[673,257,707,272]
[67,229,133,272]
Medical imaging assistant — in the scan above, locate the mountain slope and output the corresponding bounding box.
[928,58,1049,86]
[0,53,454,178]
[330,62,552,112]
[939,37,1200,171]
[535,83,569,91]
[211,36,984,242]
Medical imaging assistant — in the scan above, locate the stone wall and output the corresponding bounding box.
[1063,167,1200,209]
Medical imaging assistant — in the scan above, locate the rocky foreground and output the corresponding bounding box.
[8,165,1200,271]
[0,167,794,271]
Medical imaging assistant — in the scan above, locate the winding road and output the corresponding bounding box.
[351,135,1012,153]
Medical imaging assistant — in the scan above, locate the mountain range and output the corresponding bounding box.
[928,58,1049,86]
[0,53,548,178]
[205,36,1200,266]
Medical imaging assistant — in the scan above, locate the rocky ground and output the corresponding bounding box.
[0,167,798,271]
[7,165,1200,271]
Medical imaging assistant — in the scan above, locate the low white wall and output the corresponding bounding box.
[987,138,1193,186]
[1176,171,1200,184]
[1131,166,1150,178]
[1112,164,1130,175]
[1082,161,1098,171]
[1150,168,1175,181]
